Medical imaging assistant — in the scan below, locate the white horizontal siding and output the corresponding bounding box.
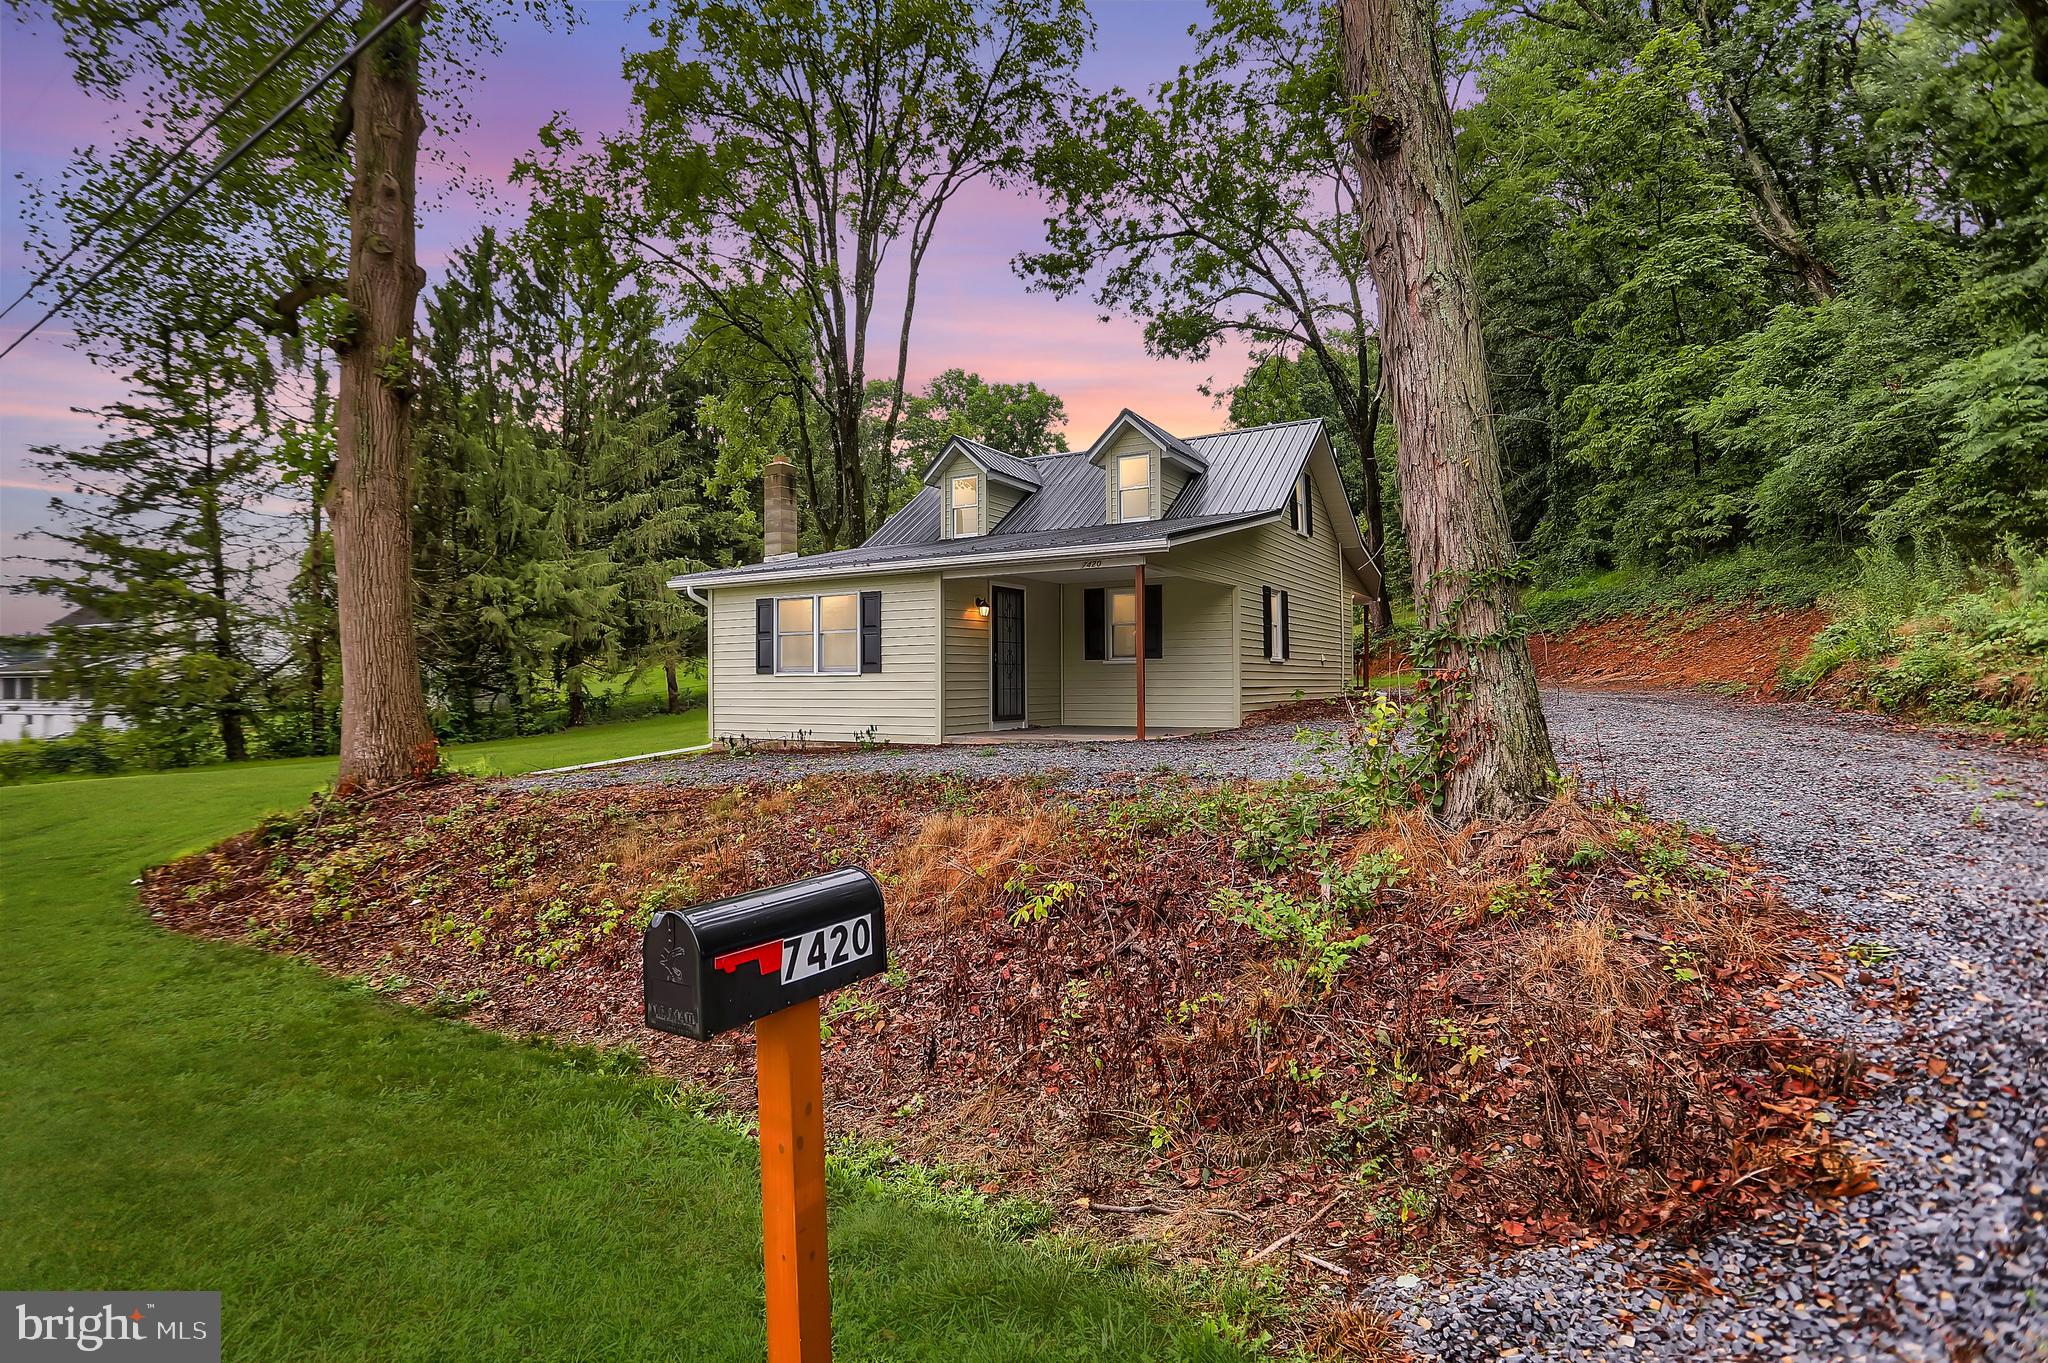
[941,577,1060,734]
[1166,479,1353,713]
[707,575,941,744]
[1058,576,1238,729]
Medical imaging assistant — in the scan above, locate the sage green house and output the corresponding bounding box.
[671,411,1381,745]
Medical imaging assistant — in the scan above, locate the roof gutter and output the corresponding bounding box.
[669,536,1176,592]
[667,514,1277,593]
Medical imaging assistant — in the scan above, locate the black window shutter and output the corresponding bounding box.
[1280,591,1292,659]
[755,598,774,673]
[1144,583,1163,658]
[1083,588,1105,661]
[1261,587,1274,660]
[859,590,883,673]
[1287,487,1298,531]
[1304,478,1313,535]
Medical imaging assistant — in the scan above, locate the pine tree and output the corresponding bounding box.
[27,335,275,764]
[414,230,567,735]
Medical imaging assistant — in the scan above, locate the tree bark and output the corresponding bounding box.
[665,662,681,714]
[1337,0,1556,827]
[2020,0,2048,87]
[329,0,438,793]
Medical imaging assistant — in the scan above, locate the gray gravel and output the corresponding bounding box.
[1386,692,2048,1363]
[521,723,1352,790]
[524,690,2048,1361]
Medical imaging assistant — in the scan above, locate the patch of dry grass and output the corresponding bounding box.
[879,802,1075,928]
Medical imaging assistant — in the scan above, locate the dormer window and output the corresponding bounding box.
[1117,453,1151,522]
[949,474,980,537]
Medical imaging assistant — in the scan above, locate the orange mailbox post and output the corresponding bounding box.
[643,867,887,1363]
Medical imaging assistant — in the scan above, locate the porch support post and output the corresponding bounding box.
[1134,562,1147,741]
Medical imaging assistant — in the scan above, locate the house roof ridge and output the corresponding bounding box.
[1184,416,1325,442]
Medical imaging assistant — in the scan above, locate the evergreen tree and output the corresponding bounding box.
[26,335,275,764]
[414,229,568,735]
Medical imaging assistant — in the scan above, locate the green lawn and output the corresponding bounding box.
[0,719,1248,1362]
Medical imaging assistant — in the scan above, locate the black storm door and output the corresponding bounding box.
[991,585,1026,724]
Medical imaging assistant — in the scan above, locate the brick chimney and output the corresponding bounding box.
[763,454,797,561]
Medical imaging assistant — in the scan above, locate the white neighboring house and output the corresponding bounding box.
[671,411,1382,745]
[1,607,119,742]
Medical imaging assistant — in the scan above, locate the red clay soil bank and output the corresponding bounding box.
[1528,608,1826,698]
[1366,609,1827,699]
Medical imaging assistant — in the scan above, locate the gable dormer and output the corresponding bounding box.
[920,437,1041,539]
[1085,410,1208,524]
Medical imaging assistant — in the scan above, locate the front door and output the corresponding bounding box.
[991,585,1026,726]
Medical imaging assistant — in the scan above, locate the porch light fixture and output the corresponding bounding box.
[974,596,991,618]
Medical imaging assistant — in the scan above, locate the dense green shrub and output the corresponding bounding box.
[1521,546,1853,632]
[1791,538,2048,736]
[0,725,182,786]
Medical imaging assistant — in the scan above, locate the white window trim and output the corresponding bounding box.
[1116,453,1152,523]
[772,592,861,676]
[1266,587,1290,662]
[1103,585,1139,663]
[1290,471,1312,536]
[949,473,981,538]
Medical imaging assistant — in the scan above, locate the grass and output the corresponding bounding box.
[1519,546,1853,631]
[0,717,1250,1362]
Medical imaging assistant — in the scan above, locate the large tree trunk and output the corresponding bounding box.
[329,0,438,793]
[665,662,681,714]
[1337,0,1555,826]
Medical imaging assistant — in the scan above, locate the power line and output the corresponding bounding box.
[0,0,425,364]
[0,0,356,326]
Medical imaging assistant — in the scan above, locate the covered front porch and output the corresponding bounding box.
[935,555,1232,743]
[944,724,1204,745]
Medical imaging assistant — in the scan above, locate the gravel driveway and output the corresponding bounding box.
[525,690,2048,1361]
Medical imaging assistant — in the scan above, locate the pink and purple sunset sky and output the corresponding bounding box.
[0,1,1252,633]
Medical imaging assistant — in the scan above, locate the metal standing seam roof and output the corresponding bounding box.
[915,436,1043,490]
[673,415,1338,589]
[1085,408,1210,471]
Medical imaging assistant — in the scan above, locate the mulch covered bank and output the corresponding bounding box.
[146,769,1886,1322]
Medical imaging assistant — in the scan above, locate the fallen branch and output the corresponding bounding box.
[1297,1250,1351,1277]
[1247,1188,1347,1263]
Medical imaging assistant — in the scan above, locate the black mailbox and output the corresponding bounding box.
[643,867,887,1041]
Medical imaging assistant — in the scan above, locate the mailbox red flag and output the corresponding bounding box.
[714,939,785,977]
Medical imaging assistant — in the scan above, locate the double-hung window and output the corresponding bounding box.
[1108,587,1138,660]
[775,592,859,674]
[950,475,980,537]
[1263,587,1291,662]
[1288,470,1312,535]
[1117,454,1151,522]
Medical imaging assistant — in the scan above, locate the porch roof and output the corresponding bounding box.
[670,508,1276,593]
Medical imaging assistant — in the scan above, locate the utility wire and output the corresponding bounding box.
[0,0,355,326]
[0,0,425,364]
